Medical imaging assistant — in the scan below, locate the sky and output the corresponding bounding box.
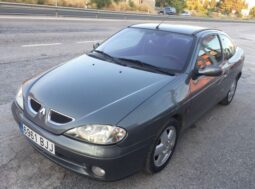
[246,0,255,8]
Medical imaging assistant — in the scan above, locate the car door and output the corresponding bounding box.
[186,33,224,125]
[218,34,240,98]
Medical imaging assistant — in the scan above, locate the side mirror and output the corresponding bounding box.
[195,65,223,77]
[93,42,100,50]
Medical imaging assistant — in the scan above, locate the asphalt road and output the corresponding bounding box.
[0,16,255,189]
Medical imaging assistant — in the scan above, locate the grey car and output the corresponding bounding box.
[12,24,244,181]
[159,7,177,15]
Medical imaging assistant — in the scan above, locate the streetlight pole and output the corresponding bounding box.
[55,0,58,17]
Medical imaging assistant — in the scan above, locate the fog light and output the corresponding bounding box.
[92,166,105,177]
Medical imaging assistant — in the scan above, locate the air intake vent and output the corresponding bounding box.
[29,97,41,114]
[49,110,73,124]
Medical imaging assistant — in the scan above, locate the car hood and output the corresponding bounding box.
[26,55,174,134]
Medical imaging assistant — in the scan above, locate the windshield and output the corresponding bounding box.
[96,28,194,72]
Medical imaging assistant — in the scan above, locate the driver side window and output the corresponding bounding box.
[196,34,223,69]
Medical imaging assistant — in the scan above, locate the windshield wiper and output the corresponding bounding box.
[92,50,115,60]
[89,50,127,66]
[89,52,175,76]
[117,58,175,76]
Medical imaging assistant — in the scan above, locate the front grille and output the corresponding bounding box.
[48,110,73,124]
[28,96,74,125]
[29,97,41,114]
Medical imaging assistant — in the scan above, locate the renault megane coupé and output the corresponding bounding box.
[12,24,244,181]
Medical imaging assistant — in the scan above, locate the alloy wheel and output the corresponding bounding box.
[228,81,237,102]
[153,126,176,167]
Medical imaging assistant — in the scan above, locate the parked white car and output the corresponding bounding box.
[180,11,191,16]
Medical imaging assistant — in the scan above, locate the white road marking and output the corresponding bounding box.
[76,40,101,44]
[22,43,62,47]
[21,40,103,48]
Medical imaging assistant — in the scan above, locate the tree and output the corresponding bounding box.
[205,0,217,13]
[128,0,135,8]
[155,0,185,13]
[232,0,247,14]
[219,0,232,14]
[168,0,185,13]
[219,0,247,15]
[209,0,217,9]
[203,0,209,9]
[250,6,255,17]
[90,0,112,8]
[155,0,166,7]
[185,0,205,12]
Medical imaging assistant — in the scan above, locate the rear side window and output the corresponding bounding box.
[196,34,222,68]
[219,34,235,60]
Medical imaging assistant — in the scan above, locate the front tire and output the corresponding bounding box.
[220,79,237,105]
[145,119,179,173]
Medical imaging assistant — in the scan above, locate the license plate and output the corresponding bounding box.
[23,125,55,155]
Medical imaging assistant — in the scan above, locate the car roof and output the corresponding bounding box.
[130,23,211,35]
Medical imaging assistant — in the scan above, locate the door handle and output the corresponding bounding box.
[222,69,229,78]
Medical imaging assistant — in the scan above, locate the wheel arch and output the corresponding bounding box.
[172,113,183,130]
[237,72,242,81]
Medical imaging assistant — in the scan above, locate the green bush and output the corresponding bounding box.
[128,0,135,8]
[90,0,111,9]
[250,7,255,18]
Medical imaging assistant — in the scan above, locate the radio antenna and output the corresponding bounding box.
[156,19,166,29]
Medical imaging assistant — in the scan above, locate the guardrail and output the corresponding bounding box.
[0,2,254,23]
[0,1,152,15]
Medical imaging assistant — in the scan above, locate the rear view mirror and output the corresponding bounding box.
[195,65,223,77]
[93,43,100,50]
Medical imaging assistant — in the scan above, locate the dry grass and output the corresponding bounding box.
[107,2,153,13]
[46,0,86,7]
[2,0,154,12]
[2,0,38,4]
[2,0,87,7]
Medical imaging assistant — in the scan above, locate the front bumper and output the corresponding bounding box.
[12,102,151,181]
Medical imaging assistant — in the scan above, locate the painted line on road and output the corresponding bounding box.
[76,40,102,44]
[21,40,103,48]
[22,43,62,47]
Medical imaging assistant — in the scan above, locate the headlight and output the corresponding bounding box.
[15,87,23,109]
[65,125,127,145]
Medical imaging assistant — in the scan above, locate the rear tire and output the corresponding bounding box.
[220,79,237,105]
[144,119,179,174]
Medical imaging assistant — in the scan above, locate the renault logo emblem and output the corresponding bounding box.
[39,107,46,118]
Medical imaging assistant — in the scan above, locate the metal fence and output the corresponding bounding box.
[0,1,254,23]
